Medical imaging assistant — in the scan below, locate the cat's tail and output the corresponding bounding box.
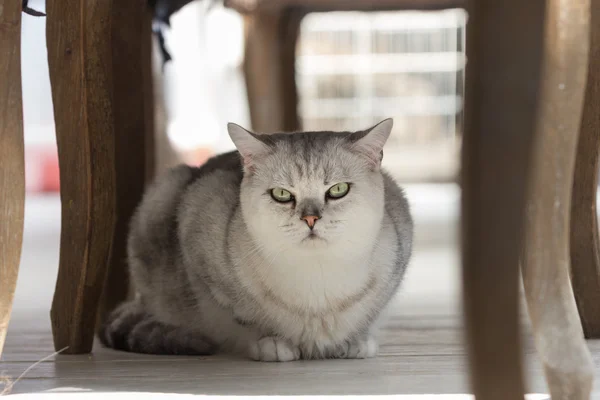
[98,300,215,356]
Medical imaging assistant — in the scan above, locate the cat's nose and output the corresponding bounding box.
[301,215,320,229]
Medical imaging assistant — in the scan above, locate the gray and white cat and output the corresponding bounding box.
[99,119,413,361]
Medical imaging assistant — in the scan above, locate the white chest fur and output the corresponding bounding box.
[237,225,397,349]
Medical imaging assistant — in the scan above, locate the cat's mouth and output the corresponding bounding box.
[302,231,327,244]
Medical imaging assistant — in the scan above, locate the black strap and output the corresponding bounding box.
[22,0,46,17]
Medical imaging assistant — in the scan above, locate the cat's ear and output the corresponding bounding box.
[227,123,270,170]
[349,118,393,168]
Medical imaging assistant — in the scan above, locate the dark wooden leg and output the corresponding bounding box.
[521,0,594,398]
[571,0,600,339]
[97,0,156,327]
[47,0,117,354]
[461,1,546,398]
[142,9,157,184]
[243,9,303,133]
[0,1,25,358]
[279,10,304,132]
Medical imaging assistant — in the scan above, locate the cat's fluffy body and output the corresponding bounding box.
[100,120,413,361]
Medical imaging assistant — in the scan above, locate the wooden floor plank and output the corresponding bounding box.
[5,313,600,396]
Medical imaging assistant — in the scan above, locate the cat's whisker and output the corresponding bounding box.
[236,242,267,266]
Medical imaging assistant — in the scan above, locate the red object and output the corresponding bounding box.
[25,145,60,193]
[40,151,60,192]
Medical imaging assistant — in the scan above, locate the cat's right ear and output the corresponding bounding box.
[227,123,270,170]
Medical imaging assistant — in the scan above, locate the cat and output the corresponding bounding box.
[99,118,413,361]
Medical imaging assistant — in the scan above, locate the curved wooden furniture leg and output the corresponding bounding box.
[97,0,155,328]
[47,0,117,354]
[243,9,303,132]
[570,0,600,339]
[461,1,547,398]
[0,1,25,358]
[521,0,595,398]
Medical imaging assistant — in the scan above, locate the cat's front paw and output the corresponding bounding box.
[249,337,301,362]
[336,336,378,359]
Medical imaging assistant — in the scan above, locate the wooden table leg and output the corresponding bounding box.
[521,0,595,398]
[97,0,156,327]
[570,0,600,339]
[142,11,157,183]
[0,1,25,358]
[243,9,304,133]
[47,0,117,354]
[461,1,546,398]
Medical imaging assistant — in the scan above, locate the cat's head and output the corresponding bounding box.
[228,119,393,252]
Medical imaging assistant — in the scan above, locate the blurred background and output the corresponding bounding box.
[22,1,466,193]
[16,0,464,315]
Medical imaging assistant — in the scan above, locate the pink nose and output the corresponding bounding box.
[302,215,319,229]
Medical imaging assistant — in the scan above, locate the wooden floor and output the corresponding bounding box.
[2,190,600,397]
[2,311,574,397]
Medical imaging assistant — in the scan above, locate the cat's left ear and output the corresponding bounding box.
[349,118,393,168]
[227,123,270,170]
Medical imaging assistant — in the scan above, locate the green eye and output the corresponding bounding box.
[271,188,293,202]
[327,182,350,199]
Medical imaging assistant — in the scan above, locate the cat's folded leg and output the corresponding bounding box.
[248,336,301,362]
[98,300,215,355]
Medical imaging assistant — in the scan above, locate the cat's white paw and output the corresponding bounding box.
[345,336,379,359]
[249,337,301,362]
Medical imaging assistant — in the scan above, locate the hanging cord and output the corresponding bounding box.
[22,0,46,17]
